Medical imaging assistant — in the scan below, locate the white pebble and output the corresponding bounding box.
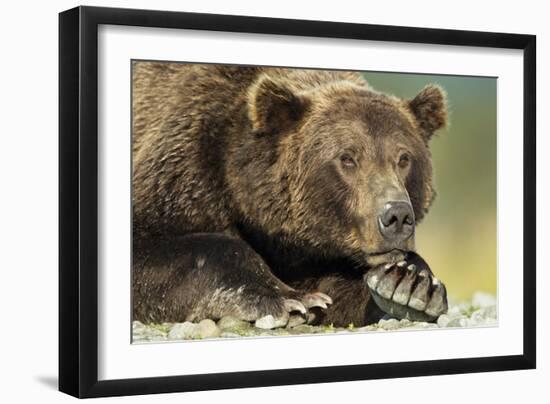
[194,319,221,338]
[217,316,249,330]
[378,318,400,330]
[437,314,451,327]
[447,317,468,327]
[480,305,497,320]
[255,315,279,329]
[448,306,462,315]
[168,322,197,340]
[220,332,241,338]
[472,292,496,308]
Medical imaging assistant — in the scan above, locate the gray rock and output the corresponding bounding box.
[378,318,400,330]
[217,316,250,330]
[132,293,498,341]
[480,305,497,320]
[448,305,465,316]
[194,319,221,338]
[261,328,290,336]
[144,334,168,341]
[356,325,378,332]
[132,321,168,342]
[255,315,277,329]
[468,309,485,325]
[446,317,468,327]
[133,321,146,333]
[403,321,435,329]
[290,325,315,334]
[466,308,497,327]
[437,314,451,327]
[220,331,241,338]
[168,321,197,340]
[255,315,287,329]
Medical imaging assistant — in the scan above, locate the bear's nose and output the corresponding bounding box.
[378,201,415,242]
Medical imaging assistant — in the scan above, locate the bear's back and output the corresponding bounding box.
[132,63,366,153]
[132,62,367,239]
[132,62,262,156]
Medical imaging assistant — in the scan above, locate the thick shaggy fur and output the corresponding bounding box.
[132,62,448,327]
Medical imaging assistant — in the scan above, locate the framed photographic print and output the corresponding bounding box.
[59,6,536,398]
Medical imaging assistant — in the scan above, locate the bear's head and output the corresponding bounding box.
[239,73,447,265]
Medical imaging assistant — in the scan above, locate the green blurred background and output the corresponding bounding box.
[363,72,497,301]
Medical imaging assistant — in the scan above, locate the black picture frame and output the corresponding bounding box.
[59,5,536,398]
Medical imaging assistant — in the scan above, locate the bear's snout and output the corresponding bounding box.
[378,201,415,243]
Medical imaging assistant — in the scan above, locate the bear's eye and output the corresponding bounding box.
[398,153,411,169]
[340,153,357,169]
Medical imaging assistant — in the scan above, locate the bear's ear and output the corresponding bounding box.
[408,84,448,141]
[248,75,309,135]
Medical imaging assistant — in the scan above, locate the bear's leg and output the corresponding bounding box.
[132,233,332,326]
[290,252,448,327]
[289,274,386,327]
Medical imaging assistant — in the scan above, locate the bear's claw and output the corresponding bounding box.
[255,292,333,329]
[302,292,333,309]
[365,252,448,322]
[375,267,403,299]
[283,299,307,314]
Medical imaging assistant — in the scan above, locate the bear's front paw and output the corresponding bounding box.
[365,252,448,322]
[254,292,333,329]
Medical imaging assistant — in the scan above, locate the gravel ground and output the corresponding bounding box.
[132,292,497,343]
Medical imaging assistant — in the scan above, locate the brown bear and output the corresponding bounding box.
[132,62,448,328]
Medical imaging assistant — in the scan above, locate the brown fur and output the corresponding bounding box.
[132,62,447,326]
